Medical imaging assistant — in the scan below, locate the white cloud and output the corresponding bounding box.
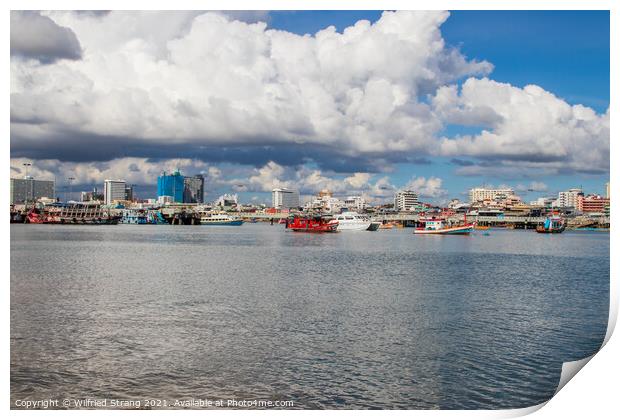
[11,11,492,161]
[435,78,609,174]
[404,176,447,198]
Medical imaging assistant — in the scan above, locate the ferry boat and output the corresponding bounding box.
[414,217,475,235]
[334,212,372,231]
[536,216,565,234]
[286,215,338,233]
[199,213,244,226]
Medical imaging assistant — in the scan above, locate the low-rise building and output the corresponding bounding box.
[577,195,610,214]
[469,187,515,204]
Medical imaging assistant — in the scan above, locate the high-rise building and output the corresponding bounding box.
[606,182,610,199]
[394,190,418,211]
[157,170,184,203]
[183,174,205,203]
[103,179,126,205]
[10,177,55,204]
[272,188,300,209]
[468,187,515,204]
[557,188,583,208]
[124,185,134,202]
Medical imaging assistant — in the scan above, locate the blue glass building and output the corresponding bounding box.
[157,170,184,203]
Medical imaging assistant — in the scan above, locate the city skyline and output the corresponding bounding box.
[10,11,610,204]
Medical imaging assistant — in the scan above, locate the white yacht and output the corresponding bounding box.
[334,212,372,231]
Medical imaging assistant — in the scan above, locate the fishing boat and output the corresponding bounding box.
[120,209,168,225]
[536,216,565,234]
[200,212,244,226]
[286,215,338,233]
[414,217,475,235]
[334,212,372,231]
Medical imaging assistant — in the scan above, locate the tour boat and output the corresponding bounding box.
[536,216,565,234]
[200,213,244,226]
[286,215,339,233]
[334,212,372,231]
[414,217,475,235]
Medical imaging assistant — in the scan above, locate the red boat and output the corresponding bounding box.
[286,215,339,232]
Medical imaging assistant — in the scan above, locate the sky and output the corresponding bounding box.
[9,10,610,204]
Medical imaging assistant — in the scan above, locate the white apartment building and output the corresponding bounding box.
[103,179,126,205]
[557,188,583,208]
[272,188,300,209]
[468,187,515,204]
[394,190,419,211]
[344,196,367,210]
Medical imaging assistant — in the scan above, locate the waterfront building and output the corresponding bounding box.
[577,195,610,214]
[272,188,300,209]
[124,185,134,202]
[557,188,583,209]
[103,179,126,205]
[530,197,555,207]
[80,187,104,202]
[214,193,239,210]
[468,187,515,204]
[157,195,174,205]
[394,190,419,211]
[183,174,205,204]
[606,182,610,199]
[344,196,367,210]
[304,191,345,213]
[157,170,184,203]
[10,177,55,204]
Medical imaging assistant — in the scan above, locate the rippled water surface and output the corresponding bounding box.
[11,224,609,409]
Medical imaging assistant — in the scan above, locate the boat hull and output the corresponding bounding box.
[414,224,475,235]
[336,222,372,231]
[201,220,244,226]
[535,226,565,234]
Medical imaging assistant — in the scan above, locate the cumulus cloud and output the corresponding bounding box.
[9,10,609,199]
[11,11,492,169]
[435,78,609,175]
[11,11,82,63]
[404,176,447,198]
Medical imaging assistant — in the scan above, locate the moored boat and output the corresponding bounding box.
[334,212,372,231]
[536,216,565,233]
[414,218,475,235]
[286,215,338,233]
[200,212,244,226]
[25,203,120,225]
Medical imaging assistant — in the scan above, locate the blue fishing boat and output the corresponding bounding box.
[536,216,565,233]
